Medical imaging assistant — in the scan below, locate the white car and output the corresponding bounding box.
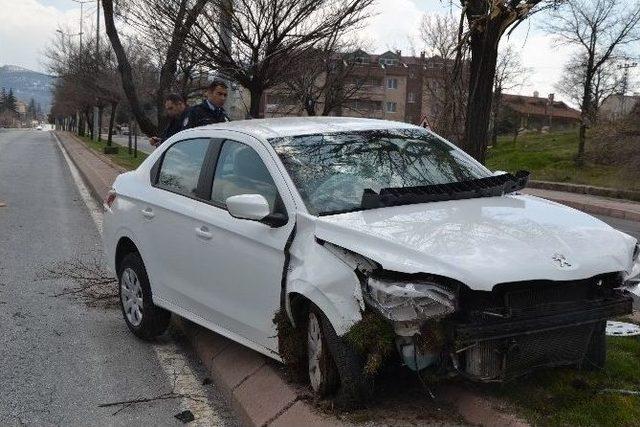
[103,117,638,398]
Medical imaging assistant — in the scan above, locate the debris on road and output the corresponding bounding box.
[606,321,640,336]
[174,410,195,423]
[37,254,118,308]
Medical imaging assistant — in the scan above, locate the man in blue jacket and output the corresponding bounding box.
[183,79,230,129]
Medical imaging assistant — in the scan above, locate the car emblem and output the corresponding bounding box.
[552,253,572,268]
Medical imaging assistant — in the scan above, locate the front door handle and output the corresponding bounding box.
[141,208,155,219]
[195,226,213,240]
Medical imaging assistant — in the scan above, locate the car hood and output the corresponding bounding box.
[313,194,637,291]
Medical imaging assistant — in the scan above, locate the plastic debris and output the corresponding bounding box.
[174,410,195,423]
[605,321,640,336]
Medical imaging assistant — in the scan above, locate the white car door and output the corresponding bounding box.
[188,134,295,354]
[137,137,213,306]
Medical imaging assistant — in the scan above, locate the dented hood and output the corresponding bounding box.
[314,195,637,291]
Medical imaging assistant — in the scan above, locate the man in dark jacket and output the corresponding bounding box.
[149,94,188,147]
[183,79,230,129]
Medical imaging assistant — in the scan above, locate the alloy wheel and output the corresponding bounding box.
[121,267,144,327]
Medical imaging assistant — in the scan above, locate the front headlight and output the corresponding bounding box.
[365,277,457,322]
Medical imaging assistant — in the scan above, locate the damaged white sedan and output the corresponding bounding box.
[103,117,638,400]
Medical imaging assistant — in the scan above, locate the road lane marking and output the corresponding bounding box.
[53,131,223,425]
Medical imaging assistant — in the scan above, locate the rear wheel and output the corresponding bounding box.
[118,252,171,340]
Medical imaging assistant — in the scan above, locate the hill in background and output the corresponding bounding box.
[0,65,54,113]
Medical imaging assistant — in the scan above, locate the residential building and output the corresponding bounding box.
[263,49,443,125]
[500,92,581,130]
[599,94,640,122]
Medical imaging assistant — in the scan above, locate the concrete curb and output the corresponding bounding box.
[53,131,126,203]
[175,319,341,427]
[529,180,640,203]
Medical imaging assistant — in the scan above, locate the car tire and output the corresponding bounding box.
[583,320,607,370]
[118,252,171,340]
[310,307,374,407]
[306,307,340,397]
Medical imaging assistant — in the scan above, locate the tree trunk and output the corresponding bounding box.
[576,62,595,166]
[491,88,502,148]
[102,0,158,137]
[98,106,104,143]
[249,88,263,118]
[462,23,501,164]
[108,101,118,146]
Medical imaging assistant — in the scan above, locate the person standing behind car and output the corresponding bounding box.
[182,79,230,129]
[149,94,189,148]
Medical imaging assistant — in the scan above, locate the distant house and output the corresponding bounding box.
[15,100,27,116]
[599,94,640,122]
[501,92,581,131]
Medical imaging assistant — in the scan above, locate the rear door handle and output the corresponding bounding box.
[195,226,213,240]
[141,208,155,219]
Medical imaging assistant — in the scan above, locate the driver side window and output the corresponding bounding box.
[210,140,280,214]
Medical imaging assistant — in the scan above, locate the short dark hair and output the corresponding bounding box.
[165,93,185,104]
[207,79,228,91]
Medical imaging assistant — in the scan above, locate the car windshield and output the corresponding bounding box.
[269,128,492,215]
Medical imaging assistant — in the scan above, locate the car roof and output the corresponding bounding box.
[194,117,419,139]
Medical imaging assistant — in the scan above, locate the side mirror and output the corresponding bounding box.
[493,170,508,176]
[226,194,270,221]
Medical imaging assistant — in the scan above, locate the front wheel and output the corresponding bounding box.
[118,252,171,340]
[307,309,339,397]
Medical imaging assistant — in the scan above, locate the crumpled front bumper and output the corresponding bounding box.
[448,290,633,381]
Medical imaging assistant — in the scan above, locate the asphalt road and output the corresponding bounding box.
[0,130,236,426]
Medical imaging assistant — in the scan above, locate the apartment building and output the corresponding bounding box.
[262,49,446,125]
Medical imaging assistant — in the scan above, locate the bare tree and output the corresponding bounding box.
[419,13,468,143]
[555,54,623,118]
[455,0,560,163]
[491,44,530,146]
[102,0,208,136]
[188,0,375,118]
[546,0,640,164]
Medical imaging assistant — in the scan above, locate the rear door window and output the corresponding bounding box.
[157,138,210,198]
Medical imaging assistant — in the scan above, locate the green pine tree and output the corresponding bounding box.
[5,89,17,113]
[0,87,6,112]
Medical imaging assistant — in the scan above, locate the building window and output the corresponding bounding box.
[386,102,397,113]
[408,92,415,103]
[387,78,398,89]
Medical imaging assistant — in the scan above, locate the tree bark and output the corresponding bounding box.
[155,0,209,130]
[108,101,118,146]
[102,0,157,137]
[576,57,595,166]
[98,106,104,143]
[462,22,501,163]
[249,88,263,118]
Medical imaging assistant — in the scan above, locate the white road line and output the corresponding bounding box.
[53,131,223,425]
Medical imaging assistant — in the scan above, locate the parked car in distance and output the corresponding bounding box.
[102,117,639,399]
[36,125,43,130]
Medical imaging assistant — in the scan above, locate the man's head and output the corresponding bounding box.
[164,94,186,118]
[206,80,228,108]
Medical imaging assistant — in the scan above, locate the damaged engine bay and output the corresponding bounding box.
[323,242,635,382]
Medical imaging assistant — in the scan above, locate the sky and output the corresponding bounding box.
[0,0,635,105]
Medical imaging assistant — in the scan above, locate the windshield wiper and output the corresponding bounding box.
[360,170,530,209]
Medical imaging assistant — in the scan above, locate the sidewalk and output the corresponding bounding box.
[55,131,124,202]
[523,187,640,222]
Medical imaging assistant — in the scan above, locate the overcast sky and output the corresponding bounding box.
[0,0,635,105]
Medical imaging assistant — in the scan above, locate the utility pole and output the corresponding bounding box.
[93,0,101,142]
[71,0,90,51]
[617,61,638,118]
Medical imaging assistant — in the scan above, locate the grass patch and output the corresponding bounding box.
[486,131,640,191]
[491,336,640,426]
[78,135,148,170]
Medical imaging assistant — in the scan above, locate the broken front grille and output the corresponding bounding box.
[450,276,633,381]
